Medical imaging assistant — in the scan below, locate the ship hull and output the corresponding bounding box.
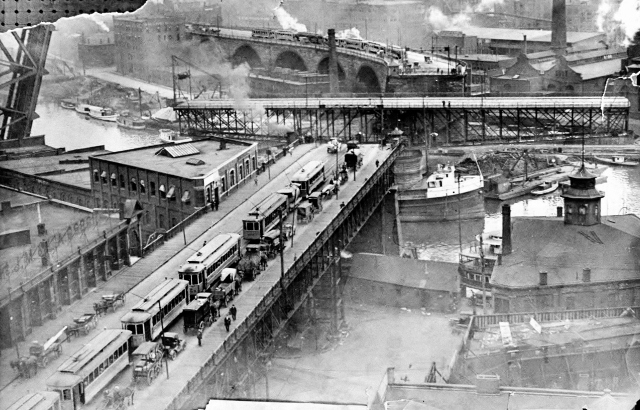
[397,187,485,222]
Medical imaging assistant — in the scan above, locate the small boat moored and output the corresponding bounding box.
[159,129,192,144]
[592,154,639,167]
[531,181,559,196]
[75,103,104,115]
[60,99,76,110]
[116,111,147,130]
[89,107,117,122]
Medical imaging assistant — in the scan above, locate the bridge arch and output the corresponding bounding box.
[355,65,381,94]
[274,51,308,71]
[231,45,262,68]
[317,58,346,80]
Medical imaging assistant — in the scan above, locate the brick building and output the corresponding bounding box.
[89,137,258,244]
[114,15,185,83]
[78,32,115,68]
[490,167,640,313]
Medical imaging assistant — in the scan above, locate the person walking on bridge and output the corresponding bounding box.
[230,304,237,321]
[197,328,203,346]
[224,315,232,332]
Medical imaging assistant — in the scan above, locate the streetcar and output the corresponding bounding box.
[338,37,366,51]
[46,329,131,410]
[274,30,296,41]
[242,193,288,242]
[252,28,275,39]
[120,278,188,348]
[178,233,242,299]
[295,32,326,44]
[291,160,326,199]
[7,392,61,410]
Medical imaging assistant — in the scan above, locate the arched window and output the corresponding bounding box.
[103,199,109,209]
[221,177,226,192]
[159,184,166,199]
[119,174,125,189]
[101,171,107,184]
[239,165,243,180]
[159,214,165,229]
[130,178,137,191]
[140,180,146,194]
[245,159,250,175]
[252,156,257,171]
[111,173,117,187]
[206,187,211,203]
[93,169,99,182]
[229,170,236,187]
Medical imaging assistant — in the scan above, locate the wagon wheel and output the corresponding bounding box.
[147,371,153,385]
[41,356,48,368]
[55,344,62,358]
[169,350,177,360]
[84,324,90,334]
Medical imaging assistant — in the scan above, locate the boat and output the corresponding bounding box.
[116,111,147,130]
[60,99,76,110]
[396,163,485,222]
[530,181,559,196]
[75,103,104,115]
[592,155,639,167]
[89,107,117,122]
[159,129,192,144]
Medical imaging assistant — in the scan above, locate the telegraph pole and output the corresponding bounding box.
[157,300,170,379]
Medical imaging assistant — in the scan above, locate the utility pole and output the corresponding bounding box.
[479,235,486,315]
[278,210,287,311]
[157,300,170,379]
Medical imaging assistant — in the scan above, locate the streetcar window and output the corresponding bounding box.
[63,389,72,401]
[136,324,143,334]
[126,324,136,333]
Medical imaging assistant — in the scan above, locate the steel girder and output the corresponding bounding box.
[0,25,53,142]
[175,147,400,406]
[177,104,628,146]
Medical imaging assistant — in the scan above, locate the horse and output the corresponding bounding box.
[105,385,134,407]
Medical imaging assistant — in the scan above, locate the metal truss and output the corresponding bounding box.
[174,146,401,406]
[0,25,53,142]
[177,103,628,146]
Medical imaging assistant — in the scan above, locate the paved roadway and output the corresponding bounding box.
[0,142,390,409]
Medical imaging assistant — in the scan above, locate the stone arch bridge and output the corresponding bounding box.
[187,27,389,94]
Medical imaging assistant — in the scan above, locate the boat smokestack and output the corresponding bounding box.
[502,204,512,255]
[328,29,339,95]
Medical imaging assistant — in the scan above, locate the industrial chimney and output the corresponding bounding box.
[502,204,512,255]
[551,0,567,56]
[328,29,339,95]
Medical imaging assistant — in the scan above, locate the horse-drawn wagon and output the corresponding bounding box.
[132,341,164,386]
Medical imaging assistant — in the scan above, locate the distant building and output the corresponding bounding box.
[78,32,115,68]
[89,137,258,243]
[113,15,185,83]
[346,253,459,312]
[490,167,640,313]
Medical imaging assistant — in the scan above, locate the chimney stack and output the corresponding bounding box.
[502,204,512,255]
[551,0,567,56]
[328,29,339,95]
[582,268,591,283]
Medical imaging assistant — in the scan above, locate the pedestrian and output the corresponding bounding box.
[214,201,218,211]
[230,304,237,321]
[254,176,258,185]
[197,328,203,346]
[260,253,268,270]
[203,240,207,247]
[224,315,231,332]
[210,201,215,212]
[375,160,380,167]
[212,304,218,321]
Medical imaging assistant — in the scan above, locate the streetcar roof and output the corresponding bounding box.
[120,310,151,323]
[184,233,240,265]
[7,392,60,410]
[54,329,132,377]
[246,193,287,219]
[291,160,324,181]
[131,278,188,313]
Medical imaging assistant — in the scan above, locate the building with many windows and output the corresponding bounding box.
[89,137,258,243]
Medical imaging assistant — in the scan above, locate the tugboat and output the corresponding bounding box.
[395,152,484,222]
[116,111,146,130]
[75,103,104,115]
[88,107,117,122]
[159,129,192,144]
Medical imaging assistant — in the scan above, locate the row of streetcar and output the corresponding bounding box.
[42,156,352,410]
[250,28,405,60]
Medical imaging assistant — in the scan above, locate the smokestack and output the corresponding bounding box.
[551,0,567,56]
[582,268,591,283]
[502,204,512,255]
[328,29,339,95]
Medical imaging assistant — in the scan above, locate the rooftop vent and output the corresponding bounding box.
[186,158,205,166]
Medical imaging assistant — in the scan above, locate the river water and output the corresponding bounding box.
[34,101,640,263]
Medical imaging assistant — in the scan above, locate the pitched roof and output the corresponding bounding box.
[490,215,640,288]
[571,58,623,80]
[155,143,200,158]
[349,253,459,292]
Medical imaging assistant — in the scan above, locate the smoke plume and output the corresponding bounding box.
[426,6,471,31]
[86,13,110,32]
[596,0,640,46]
[474,0,504,12]
[336,28,363,40]
[273,5,307,32]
